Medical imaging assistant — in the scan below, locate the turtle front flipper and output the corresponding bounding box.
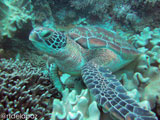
[82,62,158,120]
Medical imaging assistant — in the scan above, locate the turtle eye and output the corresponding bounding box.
[43,32,51,38]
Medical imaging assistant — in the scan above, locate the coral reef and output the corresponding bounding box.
[131,27,160,49]
[145,0,160,5]
[136,55,160,117]
[22,51,48,68]
[31,0,55,28]
[1,0,160,39]
[141,73,160,108]
[70,0,113,18]
[0,0,160,119]
[0,0,33,38]
[54,8,77,26]
[0,1,9,21]
[119,27,160,117]
[51,88,100,120]
[112,3,141,24]
[0,58,61,119]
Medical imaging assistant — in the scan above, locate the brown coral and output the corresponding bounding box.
[0,58,61,119]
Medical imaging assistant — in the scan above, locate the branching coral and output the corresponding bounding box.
[54,8,77,26]
[0,0,33,38]
[26,0,159,32]
[31,0,55,28]
[144,0,160,6]
[112,3,141,26]
[70,0,113,18]
[0,58,61,119]
[69,0,159,31]
[51,89,100,120]
[0,1,9,20]
[22,51,47,68]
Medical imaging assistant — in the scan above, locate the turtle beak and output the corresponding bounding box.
[29,30,36,42]
[29,29,42,43]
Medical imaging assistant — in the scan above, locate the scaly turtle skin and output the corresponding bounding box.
[29,26,158,120]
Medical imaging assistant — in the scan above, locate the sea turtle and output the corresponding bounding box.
[29,26,158,120]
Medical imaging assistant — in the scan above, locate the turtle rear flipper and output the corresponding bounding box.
[82,62,158,120]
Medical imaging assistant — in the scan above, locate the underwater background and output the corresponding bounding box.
[0,0,160,120]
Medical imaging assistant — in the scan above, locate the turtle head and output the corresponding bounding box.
[29,27,67,54]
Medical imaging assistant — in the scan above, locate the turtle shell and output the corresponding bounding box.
[67,26,139,56]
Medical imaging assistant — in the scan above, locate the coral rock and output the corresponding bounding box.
[51,89,100,120]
